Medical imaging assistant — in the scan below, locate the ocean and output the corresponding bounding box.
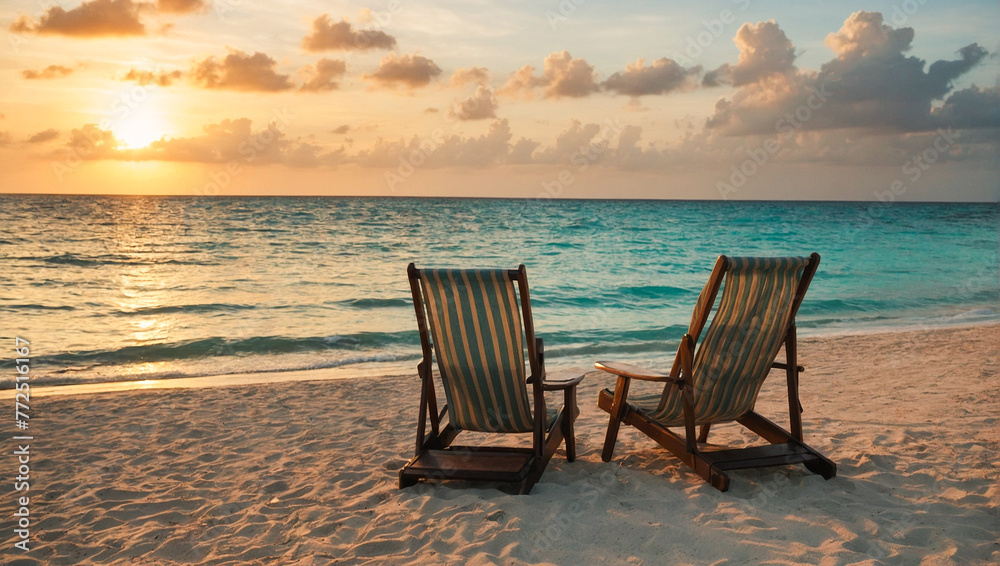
[2,195,997,388]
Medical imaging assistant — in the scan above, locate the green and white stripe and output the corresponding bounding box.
[419,269,534,433]
[645,256,810,426]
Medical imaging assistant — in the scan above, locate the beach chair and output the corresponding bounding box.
[400,264,583,494]
[596,254,836,492]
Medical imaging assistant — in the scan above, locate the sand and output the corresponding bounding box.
[7,325,999,565]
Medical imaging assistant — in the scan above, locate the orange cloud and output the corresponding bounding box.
[191,51,294,92]
[357,119,521,168]
[122,68,183,86]
[603,58,700,96]
[10,0,145,37]
[497,64,546,99]
[703,20,797,87]
[450,66,491,88]
[499,52,598,99]
[22,65,74,79]
[57,117,346,167]
[364,53,442,89]
[27,129,60,143]
[302,15,396,52]
[449,86,497,121]
[156,0,206,14]
[299,58,347,92]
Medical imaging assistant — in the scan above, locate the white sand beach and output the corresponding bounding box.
[11,324,999,565]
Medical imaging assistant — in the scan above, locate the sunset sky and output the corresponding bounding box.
[1,0,997,200]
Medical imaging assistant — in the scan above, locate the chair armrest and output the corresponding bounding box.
[542,369,585,391]
[771,361,805,373]
[594,361,684,385]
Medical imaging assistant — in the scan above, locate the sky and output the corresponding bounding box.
[0,0,997,200]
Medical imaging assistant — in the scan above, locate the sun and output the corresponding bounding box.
[113,105,169,150]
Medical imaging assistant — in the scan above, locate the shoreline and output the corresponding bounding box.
[12,323,998,564]
[12,320,1000,399]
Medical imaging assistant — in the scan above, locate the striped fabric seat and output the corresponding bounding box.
[638,256,811,426]
[419,269,534,433]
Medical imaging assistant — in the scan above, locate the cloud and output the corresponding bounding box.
[357,119,525,168]
[497,64,546,99]
[302,15,396,52]
[499,52,599,99]
[191,50,294,92]
[300,58,347,92]
[10,0,145,37]
[22,65,74,80]
[824,10,913,61]
[122,68,183,86]
[55,117,358,168]
[364,53,442,89]
[508,137,541,164]
[704,20,797,87]
[704,12,990,135]
[0,131,12,146]
[932,85,1000,130]
[450,66,491,88]
[542,52,600,98]
[65,124,122,158]
[449,85,498,121]
[156,0,206,14]
[60,118,341,165]
[139,118,283,162]
[602,57,700,96]
[331,125,350,134]
[534,120,602,163]
[27,129,60,143]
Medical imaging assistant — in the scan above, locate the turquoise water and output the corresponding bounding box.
[1,196,997,387]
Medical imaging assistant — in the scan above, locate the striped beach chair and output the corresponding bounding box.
[596,254,836,491]
[399,264,583,494]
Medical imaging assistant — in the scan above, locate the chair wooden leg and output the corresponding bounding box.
[698,423,711,444]
[804,455,838,479]
[399,468,418,489]
[563,386,578,462]
[619,404,732,492]
[601,376,631,462]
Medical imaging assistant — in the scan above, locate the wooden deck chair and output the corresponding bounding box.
[400,264,583,494]
[597,254,836,492]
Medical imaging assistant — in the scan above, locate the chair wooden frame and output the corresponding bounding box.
[399,263,583,494]
[596,253,836,492]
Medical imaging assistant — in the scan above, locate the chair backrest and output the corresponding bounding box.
[412,267,535,433]
[661,255,818,423]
